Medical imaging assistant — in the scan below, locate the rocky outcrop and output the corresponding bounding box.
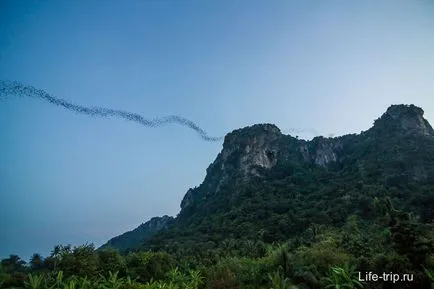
[219,124,282,178]
[372,104,434,136]
[180,188,198,211]
[180,124,284,211]
[99,215,174,251]
[297,137,344,167]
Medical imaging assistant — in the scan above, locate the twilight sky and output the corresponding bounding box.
[0,0,433,260]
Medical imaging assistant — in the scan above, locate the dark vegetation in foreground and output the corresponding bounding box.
[1,203,433,289]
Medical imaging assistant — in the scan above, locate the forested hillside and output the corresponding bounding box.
[1,104,433,289]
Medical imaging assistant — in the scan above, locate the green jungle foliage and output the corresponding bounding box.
[2,194,433,288]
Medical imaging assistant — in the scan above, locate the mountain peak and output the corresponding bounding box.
[223,124,282,147]
[373,104,434,136]
[386,104,423,117]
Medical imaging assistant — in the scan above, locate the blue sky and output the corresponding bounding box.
[0,0,433,260]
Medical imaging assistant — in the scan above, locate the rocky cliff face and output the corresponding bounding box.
[224,124,281,175]
[301,136,345,167]
[180,124,284,211]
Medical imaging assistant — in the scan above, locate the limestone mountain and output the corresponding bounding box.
[104,104,434,256]
[175,104,433,216]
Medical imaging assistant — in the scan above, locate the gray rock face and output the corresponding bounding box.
[310,137,343,167]
[180,124,283,210]
[221,124,281,179]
